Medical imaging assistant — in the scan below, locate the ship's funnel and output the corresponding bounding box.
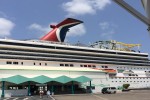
[40,18,83,42]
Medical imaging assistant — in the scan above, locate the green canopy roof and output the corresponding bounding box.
[0,75,92,84]
[31,75,53,84]
[73,76,91,83]
[54,75,72,83]
[3,75,30,84]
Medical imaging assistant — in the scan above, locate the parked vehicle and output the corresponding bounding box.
[101,87,116,94]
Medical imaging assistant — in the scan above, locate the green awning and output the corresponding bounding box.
[54,75,72,83]
[31,75,53,84]
[0,75,92,84]
[73,76,92,83]
[3,75,30,84]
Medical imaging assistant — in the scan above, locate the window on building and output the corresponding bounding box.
[105,66,108,68]
[39,63,41,65]
[45,63,47,66]
[60,64,64,66]
[21,62,23,65]
[92,65,96,68]
[88,65,91,67]
[80,65,83,67]
[65,64,69,66]
[70,64,74,67]
[13,62,18,65]
[84,65,87,67]
[34,63,35,65]
[6,61,12,64]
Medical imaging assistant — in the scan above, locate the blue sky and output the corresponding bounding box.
[0,0,150,55]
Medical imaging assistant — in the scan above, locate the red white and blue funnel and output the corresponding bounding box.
[40,18,83,42]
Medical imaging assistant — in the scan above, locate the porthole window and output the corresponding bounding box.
[6,61,12,64]
[60,64,64,66]
[45,63,47,66]
[70,64,74,67]
[65,64,69,66]
[92,65,96,68]
[13,62,18,65]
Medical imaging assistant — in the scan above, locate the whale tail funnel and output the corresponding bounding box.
[40,18,83,42]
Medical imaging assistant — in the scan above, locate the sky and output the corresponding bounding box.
[0,0,150,55]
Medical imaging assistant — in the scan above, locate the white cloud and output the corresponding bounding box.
[29,23,50,33]
[99,22,110,30]
[62,0,111,16]
[0,18,15,37]
[101,30,115,39]
[99,22,117,39]
[67,24,86,37]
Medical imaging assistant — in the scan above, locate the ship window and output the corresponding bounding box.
[105,66,108,68]
[88,65,91,67]
[102,66,104,68]
[21,62,23,65]
[6,61,12,64]
[80,65,83,67]
[60,64,64,66]
[92,65,96,68]
[84,65,87,67]
[45,63,47,66]
[65,64,69,66]
[70,64,74,67]
[34,63,35,65]
[13,62,18,65]
[39,63,41,65]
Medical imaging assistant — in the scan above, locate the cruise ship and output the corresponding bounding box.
[0,18,150,97]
